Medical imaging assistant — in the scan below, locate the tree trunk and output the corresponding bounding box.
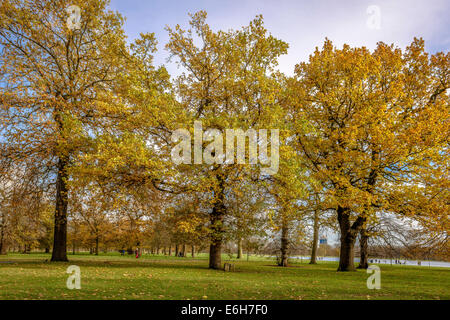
[0,224,7,255]
[0,245,6,255]
[337,206,364,271]
[338,232,355,271]
[182,244,186,257]
[357,228,369,269]
[169,245,172,256]
[95,235,99,256]
[175,244,179,257]
[51,157,69,262]
[237,238,243,259]
[310,209,319,264]
[209,241,222,269]
[209,175,226,270]
[279,218,289,267]
[191,245,195,257]
[209,211,224,268]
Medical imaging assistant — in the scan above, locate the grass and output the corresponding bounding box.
[0,253,449,300]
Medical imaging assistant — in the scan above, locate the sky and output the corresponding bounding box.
[109,0,450,76]
[106,0,449,245]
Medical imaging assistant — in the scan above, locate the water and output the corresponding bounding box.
[290,256,450,268]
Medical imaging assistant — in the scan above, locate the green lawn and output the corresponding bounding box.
[0,253,448,300]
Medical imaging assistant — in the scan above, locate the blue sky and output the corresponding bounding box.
[107,0,449,246]
[109,0,449,76]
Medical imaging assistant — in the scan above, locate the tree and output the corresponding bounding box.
[0,160,52,254]
[289,178,332,265]
[0,0,129,261]
[370,213,449,262]
[165,196,209,257]
[227,179,268,259]
[308,191,322,264]
[288,39,448,271]
[70,182,117,255]
[166,11,288,269]
[262,156,307,267]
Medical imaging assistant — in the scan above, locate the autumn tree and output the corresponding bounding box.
[261,156,307,267]
[304,187,334,265]
[0,0,130,261]
[166,11,288,269]
[288,39,448,271]
[70,182,118,255]
[165,196,209,257]
[0,160,52,254]
[226,179,268,259]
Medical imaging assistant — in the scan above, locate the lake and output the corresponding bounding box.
[290,256,450,268]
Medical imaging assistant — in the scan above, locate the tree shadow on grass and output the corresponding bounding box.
[0,257,212,272]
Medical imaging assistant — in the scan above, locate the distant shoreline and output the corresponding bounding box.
[289,256,450,268]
